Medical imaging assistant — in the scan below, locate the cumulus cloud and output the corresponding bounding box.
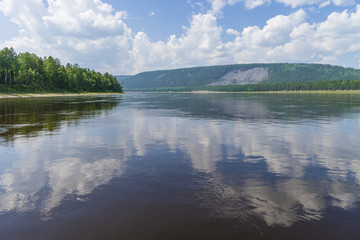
[319,0,331,8]
[275,0,324,8]
[129,4,360,72]
[1,0,360,74]
[226,5,360,65]
[243,10,307,47]
[228,0,271,9]
[0,0,132,73]
[209,0,227,14]
[333,0,356,6]
[129,12,224,73]
[226,0,356,9]
[44,0,128,37]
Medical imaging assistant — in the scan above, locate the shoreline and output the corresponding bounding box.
[218,90,360,94]
[0,92,123,99]
[2,90,360,98]
[126,90,360,94]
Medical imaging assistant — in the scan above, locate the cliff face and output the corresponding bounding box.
[209,67,268,86]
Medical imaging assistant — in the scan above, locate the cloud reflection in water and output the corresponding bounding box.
[0,94,359,228]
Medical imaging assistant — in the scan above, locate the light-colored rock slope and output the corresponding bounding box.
[209,67,268,86]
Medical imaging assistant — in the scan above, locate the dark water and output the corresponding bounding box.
[1,93,360,239]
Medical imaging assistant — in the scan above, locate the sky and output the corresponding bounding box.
[0,0,360,75]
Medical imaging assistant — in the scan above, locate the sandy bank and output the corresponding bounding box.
[0,92,123,99]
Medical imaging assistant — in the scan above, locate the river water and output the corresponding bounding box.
[0,93,360,239]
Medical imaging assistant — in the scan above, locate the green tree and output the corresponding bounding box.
[17,52,43,85]
[1,47,17,85]
[0,47,123,93]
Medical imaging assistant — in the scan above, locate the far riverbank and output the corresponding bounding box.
[126,90,360,94]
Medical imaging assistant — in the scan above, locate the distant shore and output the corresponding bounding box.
[211,90,360,94]
[0,92,123,99]
[126,90,360,94]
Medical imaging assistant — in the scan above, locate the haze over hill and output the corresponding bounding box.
[118,63,360,91]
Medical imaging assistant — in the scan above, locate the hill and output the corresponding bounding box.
[116,75,132,84]
[122,63,360,91]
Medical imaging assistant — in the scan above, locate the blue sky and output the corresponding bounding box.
[0,0,359,74]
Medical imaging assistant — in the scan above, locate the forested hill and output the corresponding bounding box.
[0,47,122,93]
[121,63,360,90]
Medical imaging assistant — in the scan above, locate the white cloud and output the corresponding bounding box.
[129,12,224,73]
[315,6,360,53]
[224,6,360,66]
[333,0,356,6]
[319,0,331,8]
[188,1,206,11]
[0,0,132,73]
[243,10,307,47]
[0,0,46,36]
[1,0,360,74]
[228,0,271,9]
[226,28,240,36]
[208,0,227,14]
[228,0,356,8]
[275,0,324,8]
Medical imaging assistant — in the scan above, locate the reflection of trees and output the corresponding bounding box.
[0,96,121,143]
[141,93,360,122]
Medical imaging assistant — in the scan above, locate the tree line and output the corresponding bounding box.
[205,79,360,92]
[125,79,360,92]
[0,47,122,92]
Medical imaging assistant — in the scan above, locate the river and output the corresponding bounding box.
[0,93,360,239]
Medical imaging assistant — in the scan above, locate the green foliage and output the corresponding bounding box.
[127,79,360,92]
[205,79,360,92]
[123,63,360,90]
[0,48,123,93]
[264,63,360,83]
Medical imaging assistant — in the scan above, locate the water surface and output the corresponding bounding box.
[0,93,360,239]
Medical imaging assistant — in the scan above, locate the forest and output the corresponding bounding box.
[126,79,360,92]
[206,79,360,92]
[0,47,122,93]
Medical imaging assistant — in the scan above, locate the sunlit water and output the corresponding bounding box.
[0,93,360,239]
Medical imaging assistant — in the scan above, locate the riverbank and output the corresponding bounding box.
[126,90,360,94]
[0,84,123,98]
[0,92,123,99]
[2,90,360,98]
[221,90,360,94]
